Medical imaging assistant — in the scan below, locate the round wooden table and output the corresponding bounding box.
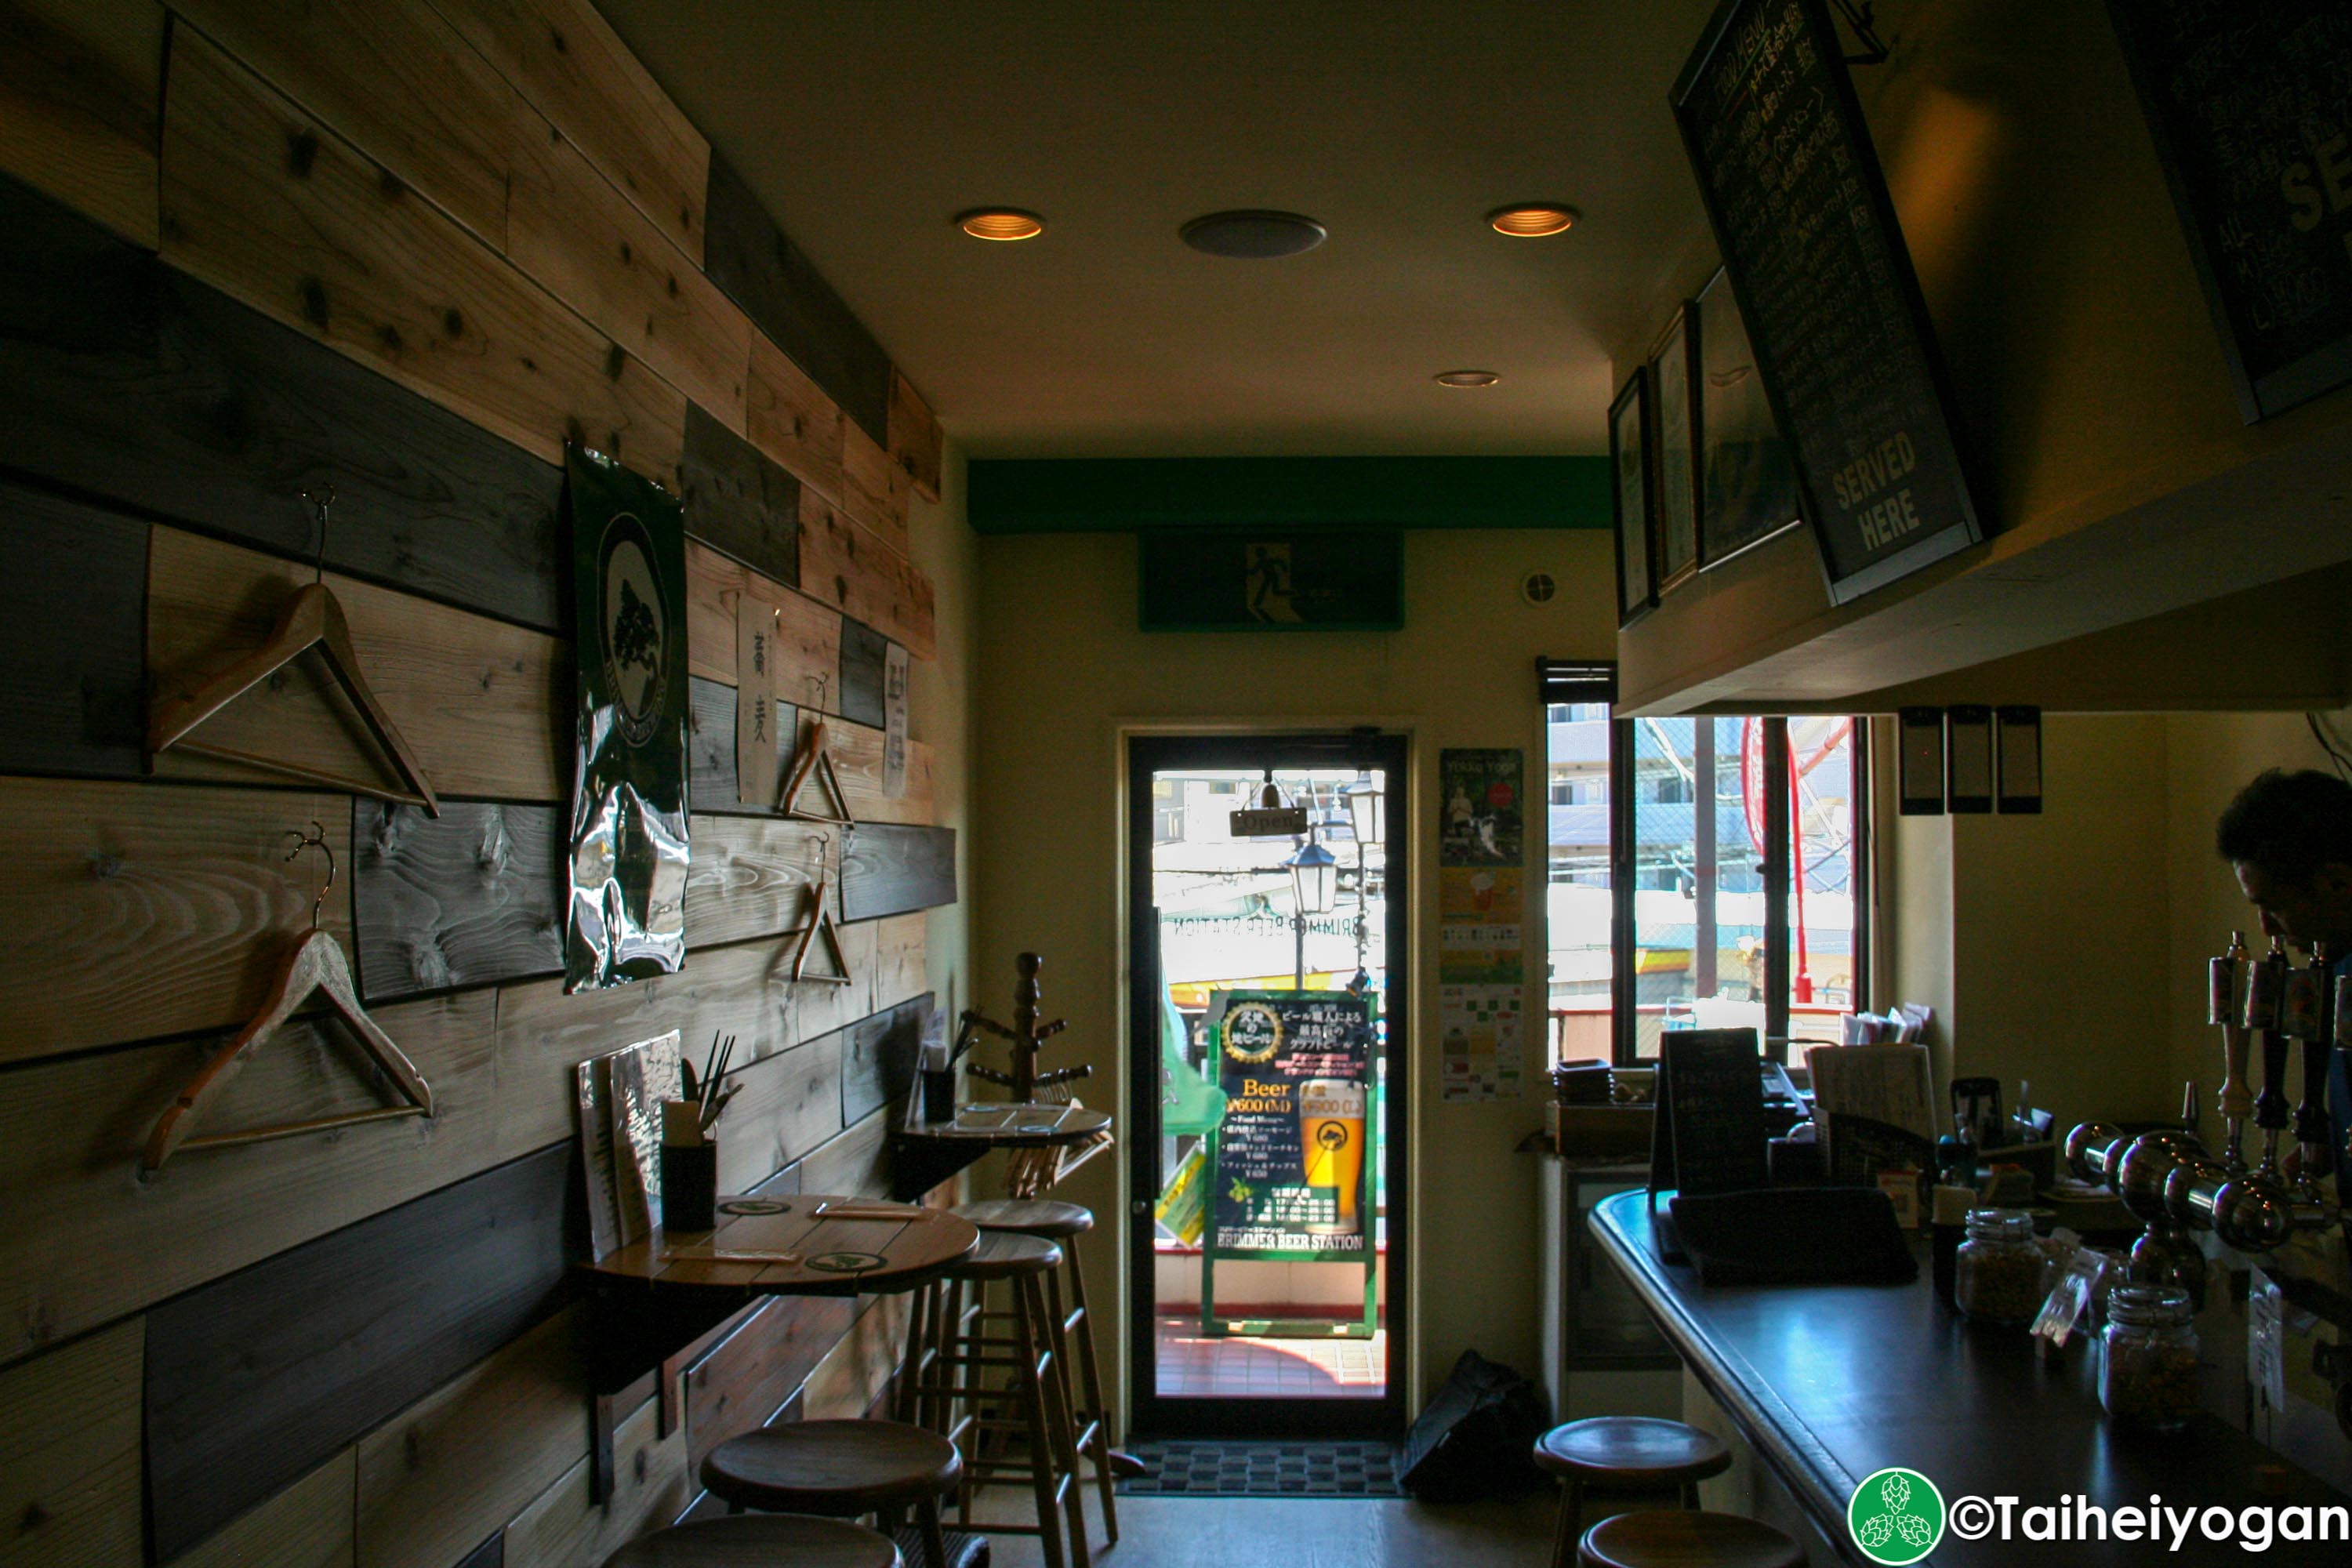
[887,1105,1114,1200]
[581,1194,980,1298]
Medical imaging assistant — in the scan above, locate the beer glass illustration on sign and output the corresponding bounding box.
[1299,1078,1367,1235]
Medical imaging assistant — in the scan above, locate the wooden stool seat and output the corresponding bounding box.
[1578,1510,1805,1568]
[600,1514,901,1568]
[954,1198,1094,1239]
[1537,1418,1733,1568]
[946,1230,1062,1280]
[701,1419,960,1515]
[1536,1417,1732,1488]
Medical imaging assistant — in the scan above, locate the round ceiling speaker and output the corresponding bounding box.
[1180,210,1327,259]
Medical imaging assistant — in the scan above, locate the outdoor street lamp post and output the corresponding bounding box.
[1286,834,1338,989]
[1341,774,1385,992]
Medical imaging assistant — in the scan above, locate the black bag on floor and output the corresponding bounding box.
[1397,1348,1548,1503]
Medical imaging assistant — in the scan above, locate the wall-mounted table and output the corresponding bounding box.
[579,1196,979,1499]
[887,1103,1113,1200]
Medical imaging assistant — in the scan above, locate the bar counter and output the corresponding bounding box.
[1591,1191,2349,1566]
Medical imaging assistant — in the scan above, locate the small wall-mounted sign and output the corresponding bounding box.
[1229,805,1308,837]
[1140,529,1403,631]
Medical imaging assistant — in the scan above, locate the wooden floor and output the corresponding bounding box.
[984,1491,1561,1567]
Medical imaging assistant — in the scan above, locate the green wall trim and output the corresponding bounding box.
[965,456,1610,533]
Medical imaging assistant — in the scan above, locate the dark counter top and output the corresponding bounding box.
[1591,1191,2348,1566]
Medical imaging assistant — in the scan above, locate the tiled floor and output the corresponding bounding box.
[983,1491,1559,1568]
[1153,1316,1387,1399]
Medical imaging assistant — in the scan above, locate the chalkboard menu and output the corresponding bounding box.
[1671,0,1985,605]
[2107,2,2352,421]
[1650,1028,1770,1198]
[1206,990,1375,1259]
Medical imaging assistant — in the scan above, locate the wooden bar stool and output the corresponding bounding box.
[1577,1511,1805,1567]
[699,1419,959,1568]
[599,1513,901,1567]
[905,1231,1089,1568]
[952,1198,1118,1547]
[1534,1417,1733,1568]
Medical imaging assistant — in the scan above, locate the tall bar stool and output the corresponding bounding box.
[699,1418,960,1568]
[599,1513,901,1567]
[950,1198,1117,1547]
[905,1231,1089,1568]
[1534,1417,1733,1568]
[1578,1512,1804,1567]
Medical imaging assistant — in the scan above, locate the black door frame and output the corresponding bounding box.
[1125,731,1411,1439]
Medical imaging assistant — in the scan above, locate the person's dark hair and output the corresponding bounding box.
[2215,768,2352,885]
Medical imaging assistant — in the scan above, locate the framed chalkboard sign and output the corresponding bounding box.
[1649,1027,1770,1199]
[1671,0,1985,606]
[1138,529,1403,631]
[2107,2,2352,422]
[1650,309,1700,592]
[1609,367,1657,626]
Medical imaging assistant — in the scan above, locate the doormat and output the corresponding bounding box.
[1116,1439,1403,1497]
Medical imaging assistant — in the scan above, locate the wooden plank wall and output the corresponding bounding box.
[0,1,959,1565]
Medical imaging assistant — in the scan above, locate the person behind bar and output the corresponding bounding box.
[2216,767,2352,1200]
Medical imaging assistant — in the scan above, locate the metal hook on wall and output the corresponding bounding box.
[284,820,336,931]
[300,485,336,583]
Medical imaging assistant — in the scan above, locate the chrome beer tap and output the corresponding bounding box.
[2212,931,2253,1175]
[2288,943,2338,1213]
[2212,938,2297,1254]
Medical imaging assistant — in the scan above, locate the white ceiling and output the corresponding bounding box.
[597,0,1721,458]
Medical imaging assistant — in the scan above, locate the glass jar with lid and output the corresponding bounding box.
[2100,1285,2199,1430]
[1953,1207,2044,1326]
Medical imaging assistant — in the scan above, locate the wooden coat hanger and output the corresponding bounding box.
[790,850,855,986]
[143,825,435,1172]
[147,487,440,815]
[779,714,853,826]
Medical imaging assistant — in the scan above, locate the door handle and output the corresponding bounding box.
[1131,1200,1150,1216]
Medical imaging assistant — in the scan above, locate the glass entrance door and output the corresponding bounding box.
[1126,732,1408,1438]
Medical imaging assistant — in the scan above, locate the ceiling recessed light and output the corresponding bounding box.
[1180,210,1327,259]
[1434,370,1501,388]
[1487,204,1580,238]
[958,209,1044,241]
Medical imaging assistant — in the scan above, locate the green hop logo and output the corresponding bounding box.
[1846,1468,1944,1565]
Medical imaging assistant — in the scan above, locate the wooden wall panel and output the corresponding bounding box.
[868,913,929,1023]
[687,677,790,816]
[746,329,846,506]
[841,994,932,1127]
[797,1104,895,1199]
[355,800,563,1002]
[837,617,889,731]
[503,1393,686,1568]
[427,0,708,264]
[843,825,957,923]
[0,777,352,1063]
[0,478,147,779]
[684,815,837,952]
[800,1294,911,1421]
[147,527,565,804]
[681,1296,855,1475]
[0,0,162,247]
[839,419,911,560]
[0,1318,143,1568]
[0,987,494,1366]
[168,1450,354,1568]
[685,542,839,709]
[887,369,943,505]
[354,1308,590,1568]
[160,32,685,484]
[800,498,937,660]
[689,677,934,828]
[452,1534,504,1568]
[507,108,747,431]
[713,1033,843,1196]
[681,402,800,589]
[703,155,891,445]
[167,0,516,247]
[0,171,566,633]
[146,1145,576,1560]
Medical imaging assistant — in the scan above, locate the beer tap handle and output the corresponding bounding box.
[2297,1040,2336,1176]
[2258,1029,2292,1132]
[2214,938,2254,1123]
[2248,945,2291,1133]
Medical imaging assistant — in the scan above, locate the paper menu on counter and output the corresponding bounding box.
[1804,1044,1935,1176]
[576,1030,684,1250]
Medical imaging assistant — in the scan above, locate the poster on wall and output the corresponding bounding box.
[1438,866,1523,985]
[1439,748,1523,866]
[565,444,690,992]
[1440,985,1524,1103]
[1204,990,1375,1258]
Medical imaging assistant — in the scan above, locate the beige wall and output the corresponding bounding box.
[915,447,980,1016]
[973,528,1615,1423]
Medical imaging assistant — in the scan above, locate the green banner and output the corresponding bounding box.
[565,445,689,991]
